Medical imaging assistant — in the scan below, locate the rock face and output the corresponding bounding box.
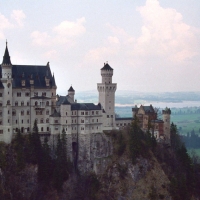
[76,132,113,173]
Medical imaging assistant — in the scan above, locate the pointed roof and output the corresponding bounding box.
[68,86,75,92]
[51,73,56,87]
[101,63,113,71]
[2,41,12,65]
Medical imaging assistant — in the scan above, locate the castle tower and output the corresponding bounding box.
[97,63,117,128]
[1,42,13,143]
[162,108,171,142]
[68,86,75,102]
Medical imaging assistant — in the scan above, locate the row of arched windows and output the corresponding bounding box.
[35,118,49,123]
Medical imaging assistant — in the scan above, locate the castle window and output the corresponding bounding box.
[66,128,67,131]
[46,118,49,123]
[81,119,84,123]
[111,115,113,118]
[8,110,9,114]
[0,111,2,116]
[27,119,29,123]
[47,127,49,131]
[12,110,16,116]
[25,92,30,97]
[75,119,76,123]
[92,111,94,115]
[97,119,98,122]
[46,110,49,115]
[66,120,67,124]
[15,101,18,106]
[41,127,43,132]
[21,101,24,106]
[16,120,17,124]
[66,112,67,115]
[7,100,10,105]
[54,120,58,123]
[81,127,84,130]
[0,102,2,106]
[72,119,73,123]
[35,101,38,106]
[40,119,44,123]
[34,92,38,96]
[92,119,94,122]
[42,92,46,96]
[46,101,49,106]
[27,110,30,115]
[75,127,76,130]
[36,110,42,115]
[0,130,3,134]
[96,111,99,115]
[8,119,10,123]
[21,110,24,116]
[107,115,109,118]
[17,92,21,97]
[27,102,29,106]
[85,112,88,115]
[74,111,76,115]
[27,127,30,132]
[8,129,10,132]
[72,111,73,115]
[0,93,2,97]
[0,120,2,125]
[81,112,84,115]
[97,126,98,130]
[21,120,23,124]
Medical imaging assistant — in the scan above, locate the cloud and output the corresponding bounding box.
[84,0,199,66]
[0,10,25,40]
[11,10,26,27]
[31,17,86,47]
[134,0,199,62]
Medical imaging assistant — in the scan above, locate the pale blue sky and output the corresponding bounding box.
[0,0,200,94]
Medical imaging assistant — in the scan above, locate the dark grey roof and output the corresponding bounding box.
[31,96,51,99]
[50,109,61,117]
[68,86,75,92]
[0,64,56,88]
[71,103,101,110]
[101,63,113,71]
[56,96,71,106]
[116,117,133,121]
[2,43,11,65]
[142,105,155,113]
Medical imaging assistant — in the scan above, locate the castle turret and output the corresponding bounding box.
[162,107,171,142]
[1,41,13,143]
[68,86,75,102]
[97,63,117,128]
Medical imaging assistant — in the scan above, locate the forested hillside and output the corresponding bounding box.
[0,120,199,199]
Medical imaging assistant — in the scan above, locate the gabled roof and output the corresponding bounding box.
[50,109,61,117]
[0,64,55,88]
[68,86,75,92]
[71,103,101,111]
[140,105,155,114]
[56,95,71,106]
[2,42,11,65]
[101,63,113,71]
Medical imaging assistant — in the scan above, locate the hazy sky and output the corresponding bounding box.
[0,0,200,94]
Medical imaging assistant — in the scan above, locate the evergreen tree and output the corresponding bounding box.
[13,129,25,171]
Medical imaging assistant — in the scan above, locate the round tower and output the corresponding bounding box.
[162,107,171,142]
[68,86,75,102]
[97,63,117,128]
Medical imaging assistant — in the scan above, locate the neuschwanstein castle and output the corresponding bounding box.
[0,43,171,144]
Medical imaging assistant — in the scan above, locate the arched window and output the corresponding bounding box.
[41,127,43,132]
[12,110,16,116]
[35,101,38,106]
[21,110,24,116]
[40,118,44,123]
[46,110,49,115]
[21,101,24,106]
[46,118,49,123]
[46,101,49,106]
[7,100,10,105]
[15,101,18,106]
[27,110,30,115]
[47,127,49,131]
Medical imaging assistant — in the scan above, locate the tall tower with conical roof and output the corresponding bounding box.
[1,41,13,143]
[68,86,75,102]
[97,63,117,128]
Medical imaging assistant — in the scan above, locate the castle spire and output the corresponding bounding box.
[2,41,12,65]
